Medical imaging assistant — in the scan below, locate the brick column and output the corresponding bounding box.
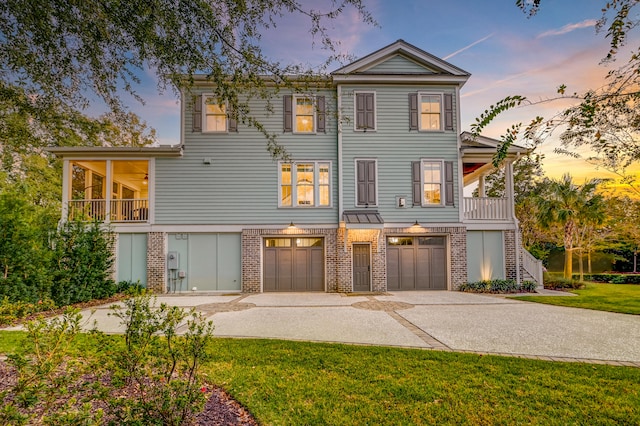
[147,232,166,293]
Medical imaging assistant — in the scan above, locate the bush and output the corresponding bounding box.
[50,219,116,306]
[459,279,536,293]
[0,296,56,326]
[573,273,640,284]
[544,275,585,290]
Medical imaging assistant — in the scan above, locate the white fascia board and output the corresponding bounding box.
[331,74,470,86]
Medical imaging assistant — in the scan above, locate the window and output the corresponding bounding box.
[422,161,442,204]
[420,94,442,131]
[411,160,454,206]
[203,96,227,132]
[355,92,376,131]
[355,159,377,207]
[283,95,326,133]
[295,96,315,133]
[409,93,454,132]
[279,161,331,207]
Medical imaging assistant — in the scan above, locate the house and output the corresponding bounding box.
[48,40,543,293]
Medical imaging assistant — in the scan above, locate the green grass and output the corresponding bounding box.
[2,333,639,425]
[514,283,640,315]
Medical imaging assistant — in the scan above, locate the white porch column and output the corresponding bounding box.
[504,160,515,220]
[61,159,69,222]
[478,174,486,197]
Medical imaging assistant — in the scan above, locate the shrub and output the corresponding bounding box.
[521,280,538,292]
[544,276,585,290]
[50,219,116,306]
[574,274,640,284]
[459,279,534,293]
[0,296,56,326]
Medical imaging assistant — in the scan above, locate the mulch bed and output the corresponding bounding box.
[1,294,258,425]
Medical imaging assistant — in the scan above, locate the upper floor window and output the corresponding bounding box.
[409,92,454,132]
[295,97,315,133]
[411,160,455,207]
[204,96,227,132]
[283,95,326,133]
[355,92,376,131]
[421,160,443,204]
[279,161,331,207]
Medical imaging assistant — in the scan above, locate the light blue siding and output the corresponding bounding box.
[117,233,147,285]
[155,88,338,225]
[341,85,460,223]
[467,231,505,282]
[365,55,435,74]
[167,233,241,291]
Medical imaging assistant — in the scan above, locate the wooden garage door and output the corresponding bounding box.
[387,236,446,290]
[264,237,324,291]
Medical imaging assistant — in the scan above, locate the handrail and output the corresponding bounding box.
[67,199,148,222]
[463,197,509,220]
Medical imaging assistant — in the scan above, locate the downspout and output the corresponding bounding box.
[179,88,186,148]
[337,85,346,252]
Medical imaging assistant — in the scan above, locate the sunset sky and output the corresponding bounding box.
[126,0,638,184]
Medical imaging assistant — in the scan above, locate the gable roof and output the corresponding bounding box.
[332,39,470,85]
[460,132,530,156]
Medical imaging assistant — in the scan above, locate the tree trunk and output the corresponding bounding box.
[588,250,592,274]
[578,248,584,281]
[634,247,638,274]
[564,248,573,279]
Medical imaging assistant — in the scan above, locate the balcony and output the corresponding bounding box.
[463,197,510,221]
[68,199,149,222]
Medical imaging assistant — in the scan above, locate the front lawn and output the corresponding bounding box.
[2,332,637,425]
[514,282,640,315]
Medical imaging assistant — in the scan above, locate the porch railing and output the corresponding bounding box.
[463,197,509,220]
[68,199,148,222]
[522,248,544,288]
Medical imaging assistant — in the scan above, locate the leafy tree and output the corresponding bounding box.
[0,0,373,159]
[536,174,605,279]
[474,1,640,193]
[606,196,640,272]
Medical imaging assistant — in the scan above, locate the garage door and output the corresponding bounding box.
[387,236,446,290]
[264,237,324,291]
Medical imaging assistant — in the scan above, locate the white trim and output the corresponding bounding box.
[148,158,156,224]
[293,94,317,134]
[354,158,378,208]
[353,91,377,132]
[332,75,470,85]
[417,92,444,132]
[201,93,229,133]
[62,159,70,221]
[277,160,333,208]
[420,159,445,207]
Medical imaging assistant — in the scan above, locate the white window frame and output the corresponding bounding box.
[421,159,444,206]
[278,160,332,208]
[293,95,316,134]
[354,158,378,208]
[418,92,443,132]
[202,94,228,133]
[353,91,377,132]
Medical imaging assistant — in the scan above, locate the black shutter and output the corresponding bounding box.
[409,93,418,131]
[316,96,326,133]
[356,93,375,130]
[365,93,375,129]
[444,93,454,131]
[445,161,454,206]
[356,93,365,129]
[357,160,376,206]
[412,161,421,206]
[228,105,238,132]
[283,95,292,132]
[192,95,202,132]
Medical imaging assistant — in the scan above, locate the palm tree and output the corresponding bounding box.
[537,174,604,279]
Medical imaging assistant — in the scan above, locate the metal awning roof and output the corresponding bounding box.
[342,210,384,229]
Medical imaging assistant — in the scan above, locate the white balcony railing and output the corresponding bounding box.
[68,199,148,222]
[463,197,509,221]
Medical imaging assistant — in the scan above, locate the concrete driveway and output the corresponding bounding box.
[9,291,640,366]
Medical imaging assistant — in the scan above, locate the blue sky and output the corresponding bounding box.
[129,0,631,182]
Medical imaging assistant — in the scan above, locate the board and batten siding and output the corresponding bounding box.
[341,85,460,223]
[154,87,338,225]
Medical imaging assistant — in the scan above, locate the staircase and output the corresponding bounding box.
[521,248,544,289]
